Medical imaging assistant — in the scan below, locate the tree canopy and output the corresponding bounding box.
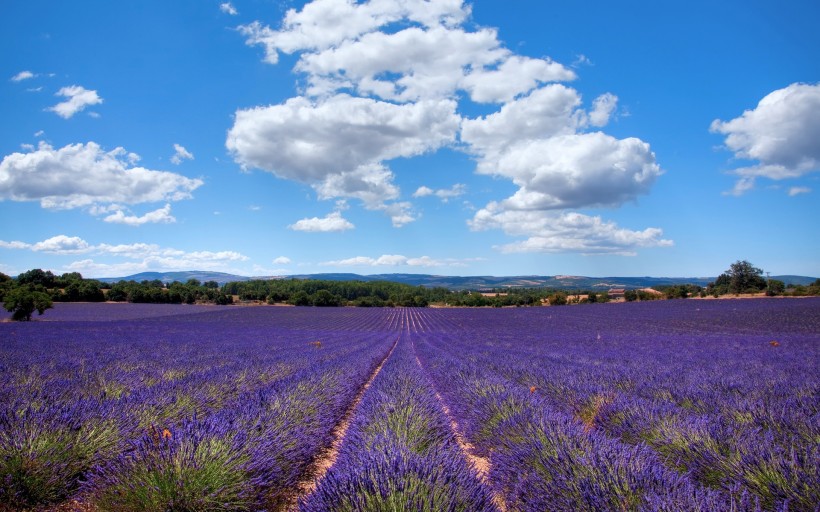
[3,286,53,321]
[708,260,768,295]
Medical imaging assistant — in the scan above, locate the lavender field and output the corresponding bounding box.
[1,299,818,511]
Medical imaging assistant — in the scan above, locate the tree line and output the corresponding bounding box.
[3,260,818,320]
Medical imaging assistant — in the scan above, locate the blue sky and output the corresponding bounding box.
[1,0,819,279]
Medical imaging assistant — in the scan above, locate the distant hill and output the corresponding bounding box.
[95,270,819,290]
[99,271,257,285]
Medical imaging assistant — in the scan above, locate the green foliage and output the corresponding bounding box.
[312,289,343,307]
[657,284,702,299]
[0,418,120,508]
[548,292,568,306]
[708,260,767,296]
[16,268,58,288]
[93,436,251,512]
[3,286,53,321]
[766,279,785,296]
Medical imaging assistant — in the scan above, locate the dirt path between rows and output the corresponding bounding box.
[278,335,400,511]
[411,342,508,512]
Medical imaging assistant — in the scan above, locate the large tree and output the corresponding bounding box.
[4,287,53,321]
[712,260,768,295]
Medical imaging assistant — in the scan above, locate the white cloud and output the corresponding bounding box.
[170,143,194,164]
[588,93,618,127]
[711,82,820,194]
[477,133,661,211]
[11,71,35,82]
[272,256,292,265]
[103,204,176,226]
[0,240,30,250]
[321,253,467,267]
[47,85,103,118]
[233,0,666,251]
[0,235,92,254]
[459,83,663,253]
[0,235,249,275]
[288,210,355,232]
[469,207,673,256]
[572,54,592,68]
[413,186,434,197]
[313,164,399,206]
[65,246,248,276]
[461,84,585,154]
[0,142,203,210]
[788,186,811,196]
[377,201,417,227]
[413,183,465,202]
[32,235,92,254]
[228,95,459,183]
[227,94,458,217]
[723,176,756,197]
[297,25,507,101]
[239,0,469,64]
[220,2,238,15]
[461,55,576,104]
[406,256,445,266]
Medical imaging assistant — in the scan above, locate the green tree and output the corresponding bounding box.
[312,289,342,307]
[289,290,311,306]
[16,268,57,288]
[766,279,785,296]
[4,287,53,321]
[726,260,767,294]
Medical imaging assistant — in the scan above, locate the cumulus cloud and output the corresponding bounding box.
[288,210,355,232]
[239,0,470,65]
[220,2,238,15]
[0,142,203,210]
[103,204,176,226]
[413,183,465,202]
[461,55,576,104]
[0,235,92,255]
[170,144,194,164]
[478,133,661,211]
[272,256,292,264]
[227,94,458,220]
[0,235,249,275]
[297,25,507,101]
[232,0,666,252]
[11,71,35,82]
[469,206,673,256]
[459,83,663,253]
[228,95,459,184]
[711,82,820,194]
[47,85,103,118]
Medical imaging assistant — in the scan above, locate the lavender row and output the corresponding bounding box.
[301,328,497,511]
[0,306,398,509]
[414,301,820,510]
[415,332,754,511]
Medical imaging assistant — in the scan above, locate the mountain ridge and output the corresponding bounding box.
[98,271,819,290]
